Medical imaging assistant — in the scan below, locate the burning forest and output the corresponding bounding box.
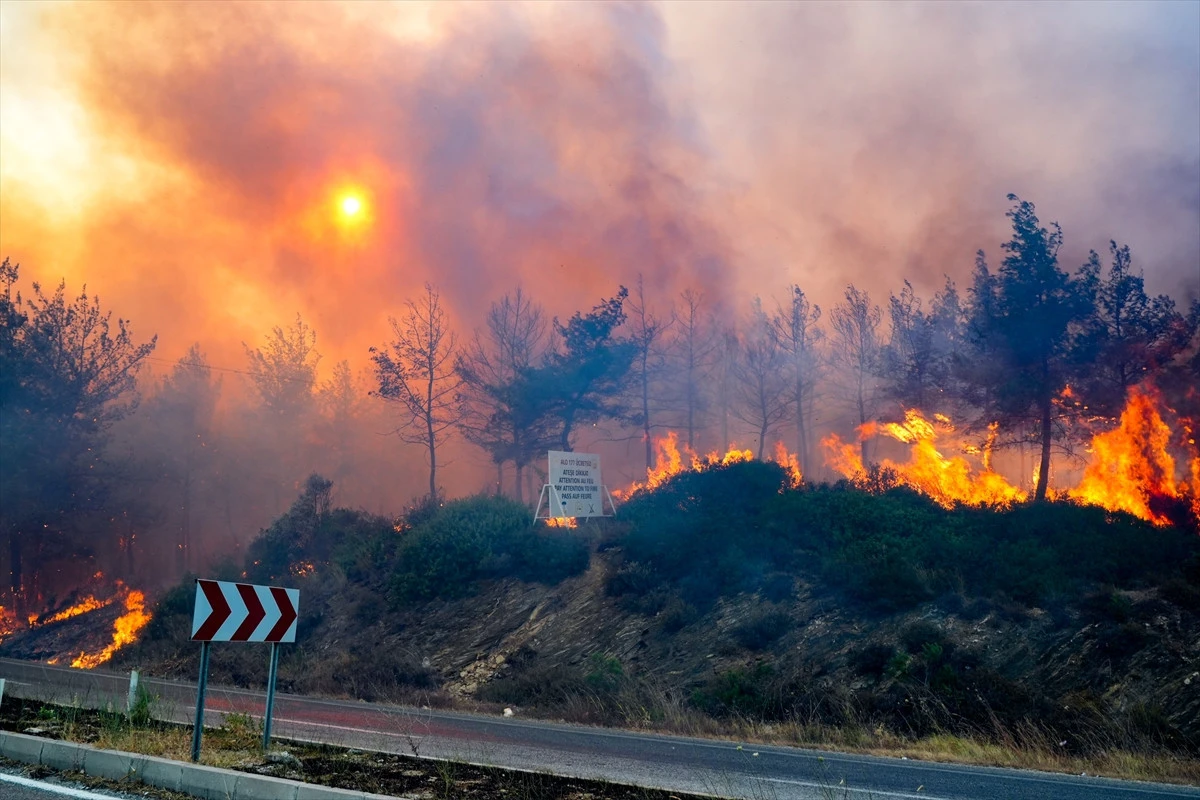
[1,2,1198,669]
[0,580,152,668]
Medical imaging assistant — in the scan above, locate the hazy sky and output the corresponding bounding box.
[1,0,1197,371]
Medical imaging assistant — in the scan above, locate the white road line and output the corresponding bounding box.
[0,772,125,799]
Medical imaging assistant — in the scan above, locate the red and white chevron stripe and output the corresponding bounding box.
[190,579,299,643]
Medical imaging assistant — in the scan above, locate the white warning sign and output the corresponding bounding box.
[548,451,604,518]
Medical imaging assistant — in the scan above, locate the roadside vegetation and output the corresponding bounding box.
[117,463,1200,786]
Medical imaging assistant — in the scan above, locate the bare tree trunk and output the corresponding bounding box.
[515,463,525,504]
[642,360,652,470]
[1035,398,1052,502]
[857,374,869,467]
[687,381,696,451]
[796,378,808,474]
[426,357,437,501]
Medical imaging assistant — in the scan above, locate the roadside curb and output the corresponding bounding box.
[0,730,403,800]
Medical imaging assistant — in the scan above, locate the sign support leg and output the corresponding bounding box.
[262,642,281,751]
[190,640,211,762]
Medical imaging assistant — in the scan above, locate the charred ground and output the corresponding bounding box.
[104,463,1200,778]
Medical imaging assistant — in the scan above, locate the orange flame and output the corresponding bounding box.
[615,431,799,499]
[822,386,1198,527]
[772,441,804,488]
[1189,455,1200,522]
[1067,387,1182,526]
[71,588,152,669]
[0,606,17,644]
[544,517,578,529]
[41,595,112,625]
[821,410,1026,509]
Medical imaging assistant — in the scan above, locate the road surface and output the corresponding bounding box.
[2,657,1197,799]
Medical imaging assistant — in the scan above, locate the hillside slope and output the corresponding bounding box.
[112,467,1200,768]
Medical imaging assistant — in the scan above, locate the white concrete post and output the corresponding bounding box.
[126,670,140,717]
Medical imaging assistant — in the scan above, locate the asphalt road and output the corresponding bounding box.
[2,657,1198,800]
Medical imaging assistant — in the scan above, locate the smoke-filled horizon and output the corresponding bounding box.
[2,1,1199,600]
[2,2,1197,368]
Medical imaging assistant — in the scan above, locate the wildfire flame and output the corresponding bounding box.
[544,517,578,528]
[1067,386,1188,527]
[71,587,151,669]
[821,411,1026,509]
[40,595,112,625]
[821,386,1199,527]
[0,606,17,643]
[615,431,800,500]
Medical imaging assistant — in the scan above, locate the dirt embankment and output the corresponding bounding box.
[107,547,1200,760]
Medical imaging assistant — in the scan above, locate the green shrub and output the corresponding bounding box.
[584,653,624,692]
[389,495,589,606]
[691,662,778,718]
[611,465,1199,612]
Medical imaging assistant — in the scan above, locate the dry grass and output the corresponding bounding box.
[530,682,1200,787]
[91,712,265,770]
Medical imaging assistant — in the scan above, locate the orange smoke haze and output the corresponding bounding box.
[1,1,1197,542]
[2,1,1197,373]
[1,1,732,371]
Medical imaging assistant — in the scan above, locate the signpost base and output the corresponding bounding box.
[533,483,617,522]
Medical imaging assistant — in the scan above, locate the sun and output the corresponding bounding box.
[340,194,363,217]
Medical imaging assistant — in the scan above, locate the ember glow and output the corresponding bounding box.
[544,517,578,529]
[71,586,151,669]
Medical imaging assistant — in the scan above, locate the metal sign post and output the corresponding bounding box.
[190,641,210,762]
[189,579,299,761]
[262,642,281,750]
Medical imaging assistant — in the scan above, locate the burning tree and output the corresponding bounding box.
[829,284,883,467]
[966,195,1094,502]
[732,299,790,461]
[666,288,719,452]
[772,285,823,475]
[0,259,157,616]
[1076,241,1197,416]
[626,275,671,472]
